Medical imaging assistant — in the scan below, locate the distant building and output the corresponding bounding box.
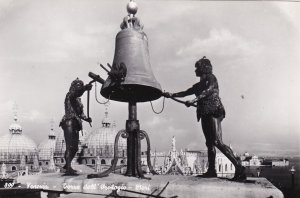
[141,136,235,178]
[216,153,235,177]
[241,153,262,166]
[249,156,262,166]
[264,159,290,166]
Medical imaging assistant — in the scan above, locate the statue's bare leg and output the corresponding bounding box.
[62,120,78,175]
[201,116,217,177]
[211,117,246,181]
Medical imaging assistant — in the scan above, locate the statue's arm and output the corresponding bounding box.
[163,87,194,98]
[69,84,92,122]
[77,99,92,123]
[172,87,194,98]
[69,84,92,98]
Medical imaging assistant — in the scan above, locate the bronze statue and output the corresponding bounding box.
[163,57,246,181]
[59,78,92,175]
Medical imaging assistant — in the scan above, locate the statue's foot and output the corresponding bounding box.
[197,171,217,178]
[230,167,246,182]
[64,168,78,176]
[87,173,109,179]
[63,171,78,176]
[150,170,158,175]
[70,167,77,173]
[62,165,77,171]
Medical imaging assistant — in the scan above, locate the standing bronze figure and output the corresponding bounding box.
[60,78,92,175]
[164,57,246,181]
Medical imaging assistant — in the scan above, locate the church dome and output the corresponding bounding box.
[0,115,37,162]
[38,123,56,160]
[84,110,126,155]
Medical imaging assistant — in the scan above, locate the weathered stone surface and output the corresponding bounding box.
[17,173,284,198]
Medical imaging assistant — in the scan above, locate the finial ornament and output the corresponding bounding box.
[50,119,54,131]
[121,0,143,30]
[12,102,18,121]
[127,0,138,16]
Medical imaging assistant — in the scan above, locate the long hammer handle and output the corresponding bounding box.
[170,97,197,108]
[87,89,92,127]
[86,72,106,128]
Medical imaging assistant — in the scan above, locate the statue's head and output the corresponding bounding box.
[69,78,84,92]
[195,56,212,76]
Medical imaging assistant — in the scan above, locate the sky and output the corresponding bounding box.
[0,0,299,157]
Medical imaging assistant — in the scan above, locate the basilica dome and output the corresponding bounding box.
[0,116,38,163]
[84,111,126,156]
[38,125,56,161]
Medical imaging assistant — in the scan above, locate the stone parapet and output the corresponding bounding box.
[17,173,284,198]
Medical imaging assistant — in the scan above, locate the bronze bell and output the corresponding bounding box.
[101,19,162,103]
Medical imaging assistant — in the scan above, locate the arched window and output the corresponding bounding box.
[120,160,124,164]
[225,164,228,172]
[12,166,16,171]
[230,164,233,170]
[92,159,95,164]
[46,162,48,165]
[219,164,221,172]
[101,159,106,165]
[61,158,64,163]
[39,162,42,166]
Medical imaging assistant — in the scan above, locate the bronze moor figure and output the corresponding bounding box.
[60,78,92,175]
[164,57,246,181]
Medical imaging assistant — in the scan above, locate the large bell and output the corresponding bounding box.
[101,26,162,103]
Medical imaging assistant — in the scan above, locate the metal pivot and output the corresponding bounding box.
[125,102,145,178]
[87,102,156,179]
[124,102,157,178]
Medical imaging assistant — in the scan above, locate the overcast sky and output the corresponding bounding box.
[0,0,299,157]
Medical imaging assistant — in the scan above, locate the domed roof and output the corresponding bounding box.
[85,110,126,149]
[38,125,56,160]
[38,140,56,160]
[0,133,37,153]
[0,116,37,157]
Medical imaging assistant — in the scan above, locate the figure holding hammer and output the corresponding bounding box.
[163,57,246,181]
[60,78,92,175]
